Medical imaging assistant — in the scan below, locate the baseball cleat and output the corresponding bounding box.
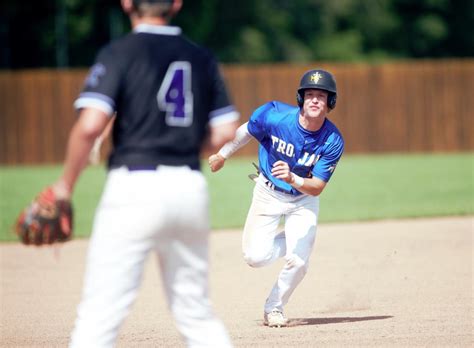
[263,309,289,328]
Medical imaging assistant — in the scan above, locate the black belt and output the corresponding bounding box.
[261,173,290,194]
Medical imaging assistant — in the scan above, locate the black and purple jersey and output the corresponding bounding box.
[75,24,239,170]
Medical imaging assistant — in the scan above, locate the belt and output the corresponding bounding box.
[261,173,290,194]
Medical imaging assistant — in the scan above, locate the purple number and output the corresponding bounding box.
[157,62,193,126]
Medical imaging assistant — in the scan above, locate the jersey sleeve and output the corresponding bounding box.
[207,58,239,126]
[312,133,344,182]
[247,102,273,142]
[73,45,123,116]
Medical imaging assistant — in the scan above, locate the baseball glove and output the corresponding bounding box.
[16,187,73,245]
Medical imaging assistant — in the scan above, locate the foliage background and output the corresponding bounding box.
[1,0,473,69]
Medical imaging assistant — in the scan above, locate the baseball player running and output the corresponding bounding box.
[209,69,344,327]
[48,0,239,346]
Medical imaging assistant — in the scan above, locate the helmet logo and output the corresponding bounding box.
[310,72,323,83]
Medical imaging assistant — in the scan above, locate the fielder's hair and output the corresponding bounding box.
[132,0,174,18]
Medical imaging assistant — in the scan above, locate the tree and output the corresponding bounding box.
[1,0,472,69]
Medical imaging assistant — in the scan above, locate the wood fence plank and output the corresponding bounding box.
[0,61,472,164]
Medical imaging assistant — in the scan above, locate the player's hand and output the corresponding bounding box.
[208,153,226,172]
[271,160,294,184]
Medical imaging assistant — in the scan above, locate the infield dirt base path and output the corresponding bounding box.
[1,216,473,347]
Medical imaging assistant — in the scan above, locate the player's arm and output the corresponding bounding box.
[89,115,115,164]
[204,118,239,154]
[52,108,110,199]
[271,160,327,196]
[208,122,254,172]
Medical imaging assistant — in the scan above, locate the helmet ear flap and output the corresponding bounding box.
[296,91,304,107]
[328,93,337,109]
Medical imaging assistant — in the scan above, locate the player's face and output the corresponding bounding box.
[302,89,329,119]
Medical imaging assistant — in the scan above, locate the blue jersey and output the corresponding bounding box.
[247,101,344,196]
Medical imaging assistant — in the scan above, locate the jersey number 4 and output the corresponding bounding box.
[157,61,193,127]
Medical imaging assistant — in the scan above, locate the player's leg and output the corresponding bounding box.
[263,195,319,314]
[155,168,232,348]
[242,181,286,267]
[69,169,159,347]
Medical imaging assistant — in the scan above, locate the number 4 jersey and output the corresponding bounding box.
[74,24,239,170]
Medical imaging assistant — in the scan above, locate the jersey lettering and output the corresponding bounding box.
[271,135,279,147]
[272,135,295,157]
[297,152,316,166]
[276,139,287,154]
[157,61,193,127]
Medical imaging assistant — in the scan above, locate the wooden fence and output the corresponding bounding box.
[0,60,473,164]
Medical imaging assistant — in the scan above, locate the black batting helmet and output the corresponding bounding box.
[296,69,337,109]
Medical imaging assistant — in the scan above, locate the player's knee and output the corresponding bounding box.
[243,250,272,268]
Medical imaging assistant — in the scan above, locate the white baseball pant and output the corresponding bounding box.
[69,166,232,348]
[242,174,318,314]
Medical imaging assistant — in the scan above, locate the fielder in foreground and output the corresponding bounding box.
[21,0,239,346]
[209,69,344,327]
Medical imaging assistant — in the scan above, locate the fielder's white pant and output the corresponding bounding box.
[69,166,232,348]
[242,174,318,314]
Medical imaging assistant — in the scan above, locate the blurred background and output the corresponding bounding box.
[1,0,474,161]
[0,0,473,163]
[1,0,473,68]
[0,0,472,236]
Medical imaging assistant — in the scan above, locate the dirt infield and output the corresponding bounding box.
[1,216,472,347]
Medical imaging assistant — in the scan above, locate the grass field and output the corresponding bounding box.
[1,153,472,241]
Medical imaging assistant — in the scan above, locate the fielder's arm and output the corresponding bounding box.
[202,118,239,155]
[89,115,115,165]
[271,160,327,196]
[52,108,110,199]
[208,122,253,172]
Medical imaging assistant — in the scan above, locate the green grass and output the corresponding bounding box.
[0,165,107,241]
[1,153,473,241]
[319,153,473,221]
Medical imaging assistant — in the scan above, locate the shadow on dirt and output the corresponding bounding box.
[287,315,393,327]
